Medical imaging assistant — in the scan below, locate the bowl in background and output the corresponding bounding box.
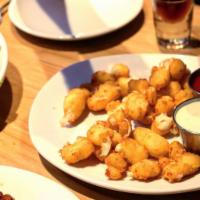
[0,33,8,87]
[188,68,200,96]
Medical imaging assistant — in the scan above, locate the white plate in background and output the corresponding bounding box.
[8,0,143,40]
[0,33,8,87]
[0,165,78,200]
[29,54,200,194]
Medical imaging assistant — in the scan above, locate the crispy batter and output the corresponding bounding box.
[87,122,114,146]
[60,88,90,126]
[162,153,200,182]
[174,88,194,106]
[129,159,161,181]
[60,137,94,164]
[105,166,124,180]
[146,86,157,106]
[117,77,130,97]
[151,113,173,136]
[159,81,182,98]
[111,63,130,78]
[134,127,169,158]
[87,83,121,111]
[150,66,170,90]
[115,138,148,164]
[124,91,149,121]
[107,103,131,137]
[91,71,115,85]
[105,152,128,172]
[169,58,187,81]
[128,79,149,94]
[169,141,186,160]
[155,96,174,115]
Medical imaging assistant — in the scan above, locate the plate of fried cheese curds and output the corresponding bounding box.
[29,54,200,195]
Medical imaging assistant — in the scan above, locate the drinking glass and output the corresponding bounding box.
[152,0,193,49]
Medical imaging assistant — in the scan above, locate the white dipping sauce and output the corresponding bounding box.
[175,100,200,133]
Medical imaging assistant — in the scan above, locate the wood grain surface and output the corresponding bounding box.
[0,0,200,199]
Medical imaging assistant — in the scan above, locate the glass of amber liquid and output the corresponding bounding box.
[153,0,193,49]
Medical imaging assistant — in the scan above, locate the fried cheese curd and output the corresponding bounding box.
[134,127,169,159]
[105,152,128,180]
[124,91,149,121]
[87,82,121,111]
[60,58,200,183]
[115,138,149,164]
[60,88,90,126]
[160,58,187,81]
[129,159,161,181]
[91,71,115,85]
[60,137,94,164]
[155,96,174,115]
[162,152,200,182]
[117,77,131,97]
[128,79,149,94]
[111,63,130,78]
[149,66,170,91]
[87,121,114,161]
[106,101,132,137]
[151,113,173,136]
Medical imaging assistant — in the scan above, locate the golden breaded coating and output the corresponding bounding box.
[134,127,169,158]
[87,83,121,111]
[105,152,128,172]
[150,66,170,91]
[141,106,156,126]
[155,96,174,115]
[146,86,157,106]
[107,104,131,137]
[60,88,90,126]
[169,141,186,160]
[111,131,123,146]
[87,122,114,146]
[117,77,130,97]
[111,63,130,78]
[129,159,161,181]
[162,152,200,182]
[125,91,149,121]
[91,71,115,85]
[151,113,173,136]
[115,138,148,164]
[105,100,121,113]
[105,166,124,180]
[128,79,149,94]
[159,81,182,98]
[158,157,172,170]
[60,137,94,164]
[174,88,194,106]
[168,58,187,81]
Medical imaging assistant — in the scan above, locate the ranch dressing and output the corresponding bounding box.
[175,100,200,133]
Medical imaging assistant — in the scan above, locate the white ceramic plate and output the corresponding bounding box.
[0,165,78,200]
[29,54,200,195]
[0,33,8,87]
[8,0,143,40]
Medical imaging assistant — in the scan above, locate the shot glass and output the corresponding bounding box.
[152,0,193,49]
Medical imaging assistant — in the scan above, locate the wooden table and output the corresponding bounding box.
[0,0,200,199]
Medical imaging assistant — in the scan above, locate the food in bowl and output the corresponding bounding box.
[174,97,200,153]
[188,68,200,96]
[0,191,14,200]
[60,57,200,183]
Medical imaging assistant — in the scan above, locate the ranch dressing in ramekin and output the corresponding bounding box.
[175,99,200,134]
